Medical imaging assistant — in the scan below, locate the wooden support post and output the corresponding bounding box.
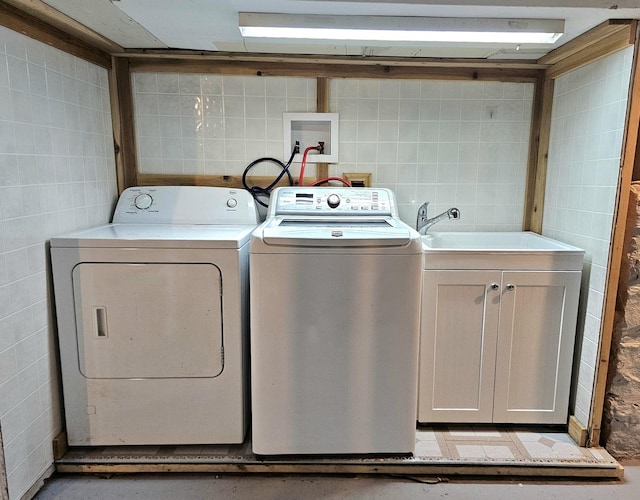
[110,57,138,192]
[523,74,554,233]
[316,77,330,181]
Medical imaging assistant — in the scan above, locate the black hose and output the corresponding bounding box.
[241,148,297,207]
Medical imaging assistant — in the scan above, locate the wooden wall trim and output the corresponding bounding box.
[541,20,637,80]
[0,2,112,68]
[4,0,123,54]
[128,57,540,82]
[123,50,545,70]
[137,173,316,190]
[111,57,137,192]
[588,34,640,447]
[316,77,330,181]
[568,416,589,447]
[523,75,554,233]
[539,20,633,66]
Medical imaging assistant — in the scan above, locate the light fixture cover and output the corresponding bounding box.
[238,13,564,44]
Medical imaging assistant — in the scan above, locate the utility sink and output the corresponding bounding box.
[422,231,585,270]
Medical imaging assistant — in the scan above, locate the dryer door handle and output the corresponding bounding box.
[94,306,108,338]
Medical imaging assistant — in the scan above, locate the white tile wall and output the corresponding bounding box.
[133,74,316,176]
[133,74,533,229]
[542,46,634,428]
[0,26,118,499]
[330,79,534,228]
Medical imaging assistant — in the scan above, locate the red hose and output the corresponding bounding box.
[310,177,352,187]
[298,146,318,186]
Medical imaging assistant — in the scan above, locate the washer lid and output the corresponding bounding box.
[258,216,415,247]
[51,223,256,249]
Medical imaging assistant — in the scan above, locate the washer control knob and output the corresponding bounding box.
[134,193,153,210]
[226,198,238,208]
[327,194,341,209]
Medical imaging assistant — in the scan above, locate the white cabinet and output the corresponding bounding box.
[418,269,581,425]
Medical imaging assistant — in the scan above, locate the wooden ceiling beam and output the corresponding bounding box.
[4,0,123,54]
[123,49,546,70]
[0,1,113,68]
[540,19,637,79]
[129,57,540,82]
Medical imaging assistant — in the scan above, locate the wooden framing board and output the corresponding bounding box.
[52,432,68,462]
[539,20,634,66]
[137,173,316,190]
[316,77,330,181]
[0,2,112,68]
[123,50,544,70]
[568,416,589,448]
[541,20,637,81]
[588,32,640,447]
[4,0,123,54]
[110,57,138,192]
[127,57,540,82]
[54,462,624,479]
[523,72,553,232]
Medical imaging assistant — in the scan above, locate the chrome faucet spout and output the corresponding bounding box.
[416,202,460,235]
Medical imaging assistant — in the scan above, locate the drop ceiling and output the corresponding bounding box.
[19,0,640,59]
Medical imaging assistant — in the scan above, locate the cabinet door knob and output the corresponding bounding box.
[490,283,499,290]
[506,284,515,291]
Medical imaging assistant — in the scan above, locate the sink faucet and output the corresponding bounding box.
[416,202,460,235]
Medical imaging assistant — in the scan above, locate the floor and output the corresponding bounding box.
[33,425,632,499]
[54,425,621,478]
[35,462,640,500]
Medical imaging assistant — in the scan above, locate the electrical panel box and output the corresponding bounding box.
[283,112,339,163]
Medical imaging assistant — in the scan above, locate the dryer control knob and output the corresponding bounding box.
[327,194,341,209]
[134,193,153,210]
[226,198,238,208]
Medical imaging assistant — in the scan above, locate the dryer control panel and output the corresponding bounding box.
[112,186,258,225]
[272,187,395,217]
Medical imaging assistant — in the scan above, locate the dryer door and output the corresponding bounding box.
[72,262,223,379]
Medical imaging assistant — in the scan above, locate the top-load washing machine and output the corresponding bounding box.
[50,186,258,446]
[249,187,422,455]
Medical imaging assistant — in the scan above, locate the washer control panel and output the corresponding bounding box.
[112,186,258,225]
[272,187,394,216]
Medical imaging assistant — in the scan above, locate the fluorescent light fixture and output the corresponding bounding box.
[239,13,564,44]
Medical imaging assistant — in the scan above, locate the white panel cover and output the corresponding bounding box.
[73,263,223,379]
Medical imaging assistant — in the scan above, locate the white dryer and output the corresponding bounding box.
[51,186,258,446]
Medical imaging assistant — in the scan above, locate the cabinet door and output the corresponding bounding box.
[493,271,581,424]
[418,270,501,423]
